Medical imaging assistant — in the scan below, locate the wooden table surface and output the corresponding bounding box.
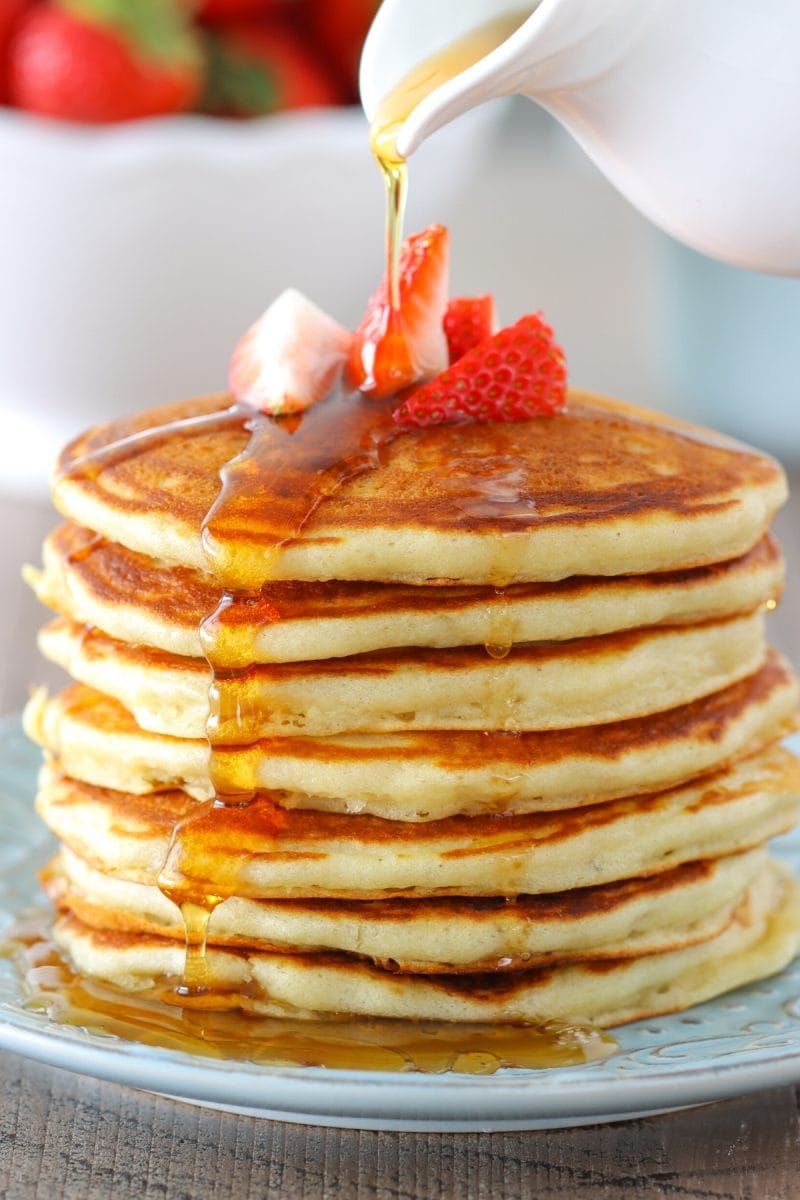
[0,482,799,1200]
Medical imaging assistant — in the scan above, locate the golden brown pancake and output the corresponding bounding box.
[51,864,800,1026]
[24,654,800,816]
[27,378,800,1033]
[46,843,768,972]
[52,391,787,586]
[36,610,767,739]
[35,748,800,899]
[28,522,784,664]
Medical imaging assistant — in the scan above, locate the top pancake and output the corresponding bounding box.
[53,391,787,587]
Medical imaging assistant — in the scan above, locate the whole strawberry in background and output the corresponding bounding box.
[196,0,290,24]
[306,0,378,102]
[200,17,341,116]
[7,0,203,122]
[0,0,31,101]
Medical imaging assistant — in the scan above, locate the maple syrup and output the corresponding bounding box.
[55,405,246,485]
[369,9,533,306]
[156,385,403,995]
[484,584,515,659]
[3,913,618,1073]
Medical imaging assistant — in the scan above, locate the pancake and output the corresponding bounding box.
[52,391,787,587]
[27,523,784,664]
[35,747,800,898]
[51,864,800,1026]
[24,654,800,817]
[46,844,768,972]
[27,375,800,1037]
[37,610,767,739]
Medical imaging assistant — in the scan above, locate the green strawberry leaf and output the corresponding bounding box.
[60,0,201,68]
[200,33,279,117]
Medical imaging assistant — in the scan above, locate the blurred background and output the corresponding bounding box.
[0,0,797,714]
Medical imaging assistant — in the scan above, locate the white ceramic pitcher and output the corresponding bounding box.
[360,0,800,275]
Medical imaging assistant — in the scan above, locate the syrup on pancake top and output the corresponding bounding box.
[53,389,786,588]
[19,219,800,1074]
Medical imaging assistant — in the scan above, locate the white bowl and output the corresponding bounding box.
[0,103,504,496]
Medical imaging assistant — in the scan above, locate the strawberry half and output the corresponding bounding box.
[229,288,353,415]
[347,224,449,400]
[444,295,498,363]
[393,313,567,428]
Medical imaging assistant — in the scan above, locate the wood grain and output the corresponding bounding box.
[0,1050,799,1199]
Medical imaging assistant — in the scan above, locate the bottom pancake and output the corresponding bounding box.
[45,844,767,972]
[52,862,800,1027]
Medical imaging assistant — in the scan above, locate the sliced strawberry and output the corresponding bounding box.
[348,224,449,400]
[229,288,354,415]
[444,295,498,363]
[393,313,567,428]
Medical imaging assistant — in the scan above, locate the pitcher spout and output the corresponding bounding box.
[361,0,800,272]
[360,0,650,159]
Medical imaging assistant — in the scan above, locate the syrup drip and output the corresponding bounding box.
[201,388,397,589]
[56,406,246,483]
[157,384,402,995]
[485,587,513,660]
[2,914,618,1073]
[64,531,106,566]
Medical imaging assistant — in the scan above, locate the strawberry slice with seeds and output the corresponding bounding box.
[229,287,353,415]
[444,295,498,363]
[393,313,567,428]
[347,224,449,399]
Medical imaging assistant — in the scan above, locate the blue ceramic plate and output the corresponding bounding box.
[2,714,800,1132]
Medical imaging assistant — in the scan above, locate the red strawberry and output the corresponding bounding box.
[444,295,498,363]
[306,0,379,101]
[393,313,567,428]
[0,0,33,102]
[229,287,353,415]
[8,0,202,123]
[199,18,342,115]
[196,0,287,26]
[348,224,449,400]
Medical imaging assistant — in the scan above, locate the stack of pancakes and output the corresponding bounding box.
[24,389,800,1029]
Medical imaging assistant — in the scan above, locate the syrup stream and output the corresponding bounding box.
[369,8,533,307]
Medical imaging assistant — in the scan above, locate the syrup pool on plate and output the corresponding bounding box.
[3,912,618,1074]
